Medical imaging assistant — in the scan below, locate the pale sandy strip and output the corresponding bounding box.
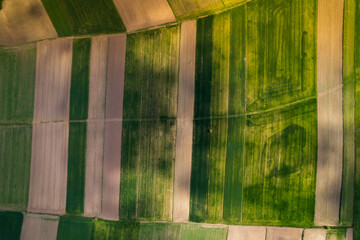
[0,0,57,45]
[105,35,126,120]
[347,229,353,240]
[84,121,105,217]
[315,0,344,226]
[0,13,14,46]
[112,0,176,32]
[317,0,344,93]
[33,38,73,122]
[177,21,196,120]
[102,121,122,220]
[28,38,72,214]
[173,119,193,221]
[28,122,69,214]
[101,35,126,220]
[20,213,59,240]
[266,227,303,240]
[303,229,327,240]
[87,36,108,120]
[316,90,343,225]
[227,226,266,240]
[84,36,108,217]
[173,21,196,222]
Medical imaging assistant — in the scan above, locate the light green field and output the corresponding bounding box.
[190,0,317,226]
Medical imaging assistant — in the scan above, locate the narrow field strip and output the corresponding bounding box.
[0,211,354,240]
[315,0,344,226]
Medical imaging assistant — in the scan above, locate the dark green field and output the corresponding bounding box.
[120,26,180,221]
[41,0,126,36]
[66,38,92,215]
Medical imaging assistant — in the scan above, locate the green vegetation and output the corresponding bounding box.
[326,229,347,240]
[120,119,177,221]
[341,0,356,227]
[120,26,179,221]
[120,121,140,220]
[92,219,140,240]
[222,0,247,7]
[190,0,317,225]
[354,0,360,237]
[57,216,93,240]
[0,45,36,123]
[190,16,213,222]
[242,99,317,226]
[180,224,227,240]
[167,0,224,20]
[246,0,317,112]
[223,117,245,222]
[190,119,211,222]
[123,26,179,120]
[0,126,32,211]
[41,0,126,36]
[228,6,246,116]
[66,122,87,215]
[69,38,91,121]
[193,16,213,119]
[66,38,91,215]
[167,0,247,20]
[139,223,181,240]
[0,211,23,240]
[0,31,36,215]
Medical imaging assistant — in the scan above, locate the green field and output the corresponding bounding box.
[69,38,91,121]
[326,229,347,240]
[246,0,317,113]
[0,44,35,212]
[92,219,140,240]
[180,224,227,240]
[190,0,317,225]
[354,0,360,236]
[139,223,182,240]
[41,0,126,36]
[0,211,23,240]
[66,38,92,215]
[341,0,356,227]
[242,99,317,226]
[120,26,179,221]
[0,45,36,123]
[0,126,32,211]
[57,216,93,240]
[66,122,88,215]
[167,0,224,20]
